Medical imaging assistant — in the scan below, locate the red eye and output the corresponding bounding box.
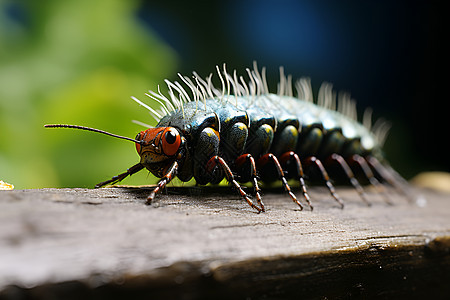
[162,127,181,156]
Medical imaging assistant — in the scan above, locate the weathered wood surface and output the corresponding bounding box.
[0,186,449,299]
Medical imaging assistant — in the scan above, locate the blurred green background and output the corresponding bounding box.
[0,0,177,188]
[0,0,447,189]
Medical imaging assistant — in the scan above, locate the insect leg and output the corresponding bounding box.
[146,161,178,205]
[327,154,370,206]
[258,153,303,210]
[305,156,344,208]
[95,163,144,188]
[279,151,313,210]
[366,156,413,203]
[350,154,392,205]
[235,154,265,212]
[207,156,262,213]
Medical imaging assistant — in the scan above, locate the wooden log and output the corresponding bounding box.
[0,186,449,299]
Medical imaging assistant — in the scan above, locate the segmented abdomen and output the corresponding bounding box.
[158,93,373,184]
[152,64,405,210]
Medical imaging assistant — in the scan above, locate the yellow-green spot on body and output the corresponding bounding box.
[207,131,213,137]
[289,126,298,137]
[237,123,246,130]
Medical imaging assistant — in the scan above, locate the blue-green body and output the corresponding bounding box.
[156,94,382,186]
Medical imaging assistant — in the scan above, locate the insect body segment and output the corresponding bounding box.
[45,63,409,212]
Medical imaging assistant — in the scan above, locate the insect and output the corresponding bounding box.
[45,62,411,212]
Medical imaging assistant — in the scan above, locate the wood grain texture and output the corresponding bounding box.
[0,186,449,299]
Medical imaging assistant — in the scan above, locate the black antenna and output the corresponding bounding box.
[44,124,143,144]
